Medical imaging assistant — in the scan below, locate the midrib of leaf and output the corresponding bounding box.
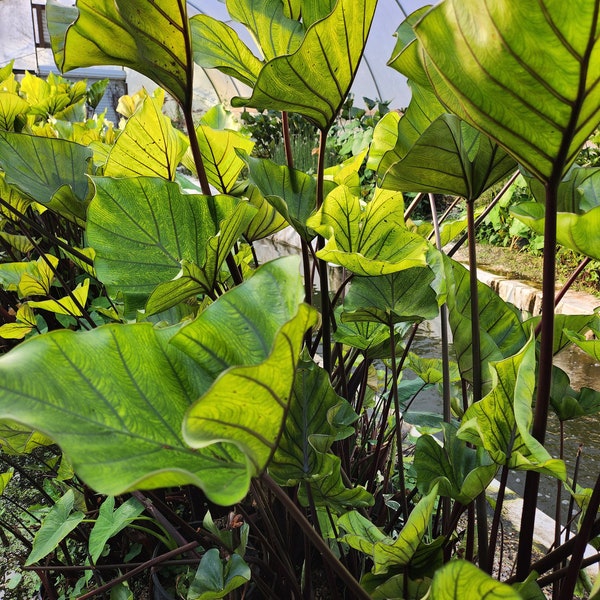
[550,1,600,181]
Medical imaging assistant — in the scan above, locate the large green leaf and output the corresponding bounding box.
[47,0,192,107]
[231,0,377,130]
[243,153,335,241]
[104,90,188,181]
[270,357,356,485]
[87,178,252,301]
[0,258,313,504]
[443,255,528,391]
[565,327,600,361]
[0,132,91,222]
[26,490,85,565]
[429,560,521,600]
[242,183,288,242]
[458,336,566,479]
[340,267,439,325]
[0,92,29,132]
[415,0,600,182]
[181,107,254,193]
[269,357,369,508]
[145,202,255,315]
[176,257,317,474]
[190,14,262,88]
[524,165,600,213]
[550,365,600,422]
[308,186,429,275]
[379,114,516,200]
[511,202,600,260]
[339,484,439,574]
[414,423,496,505]
[227,0,304,61]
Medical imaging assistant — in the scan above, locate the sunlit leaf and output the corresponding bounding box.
[0,92,28,132]
[242,184,288,242]
[0,421,53,455]
[105,90,188,181]
[380,114,516,200]
[47,0,192,106]
[182,107,254,193]
[0,259,314,504]
[415,0,600,181]
[243,153,335,241]
[340,267,439,324]
[443,255,528,391]
[28,279,90,317]
[191,14,262,88]
[87,178,247,301]
[429,560,521,600]
[178,257,318,476]
[18,255,59,298]
[309,186,429,276]
[458,336,566,479]
[270,357,364,510]
[339,484,439,574]
[523,165,600,213]
[511,202,600,260]
[415,423,496,504]
[145,202,255,315]
[231,0,377,130]
[565,328,600,362]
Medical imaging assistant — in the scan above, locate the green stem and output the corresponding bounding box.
[262,474,371,600]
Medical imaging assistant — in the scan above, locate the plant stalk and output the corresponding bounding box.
[517,179,559,580]
[261,474,371,600]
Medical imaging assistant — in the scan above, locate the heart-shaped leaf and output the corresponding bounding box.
[87,178,252,301]
[511,202,600,260]
[181,109,254,193]
[47,0,192,107]
[443,255,528,391]
[309,186,429,276]
[26,490,85,565]
[227,0,304,61]
[415,0,600,182]
[187,548,250,600]
[379,114,516,200]
[0,132,92,222]
[415,423,496,504]
[190,14,262,87]
[0,258,314,504]
[339,484,439,574]
[243,153,336,242]
[231,0,377,130]
[0,92,28,132]
[340,267,439,325]
[429,560,522,600]
[104,90,188,181]
[523,165,600,213]
[458,336,566,478]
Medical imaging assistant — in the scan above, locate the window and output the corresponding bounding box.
[32,3,51,49]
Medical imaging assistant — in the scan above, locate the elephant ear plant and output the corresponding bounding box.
[0,0,599,598]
